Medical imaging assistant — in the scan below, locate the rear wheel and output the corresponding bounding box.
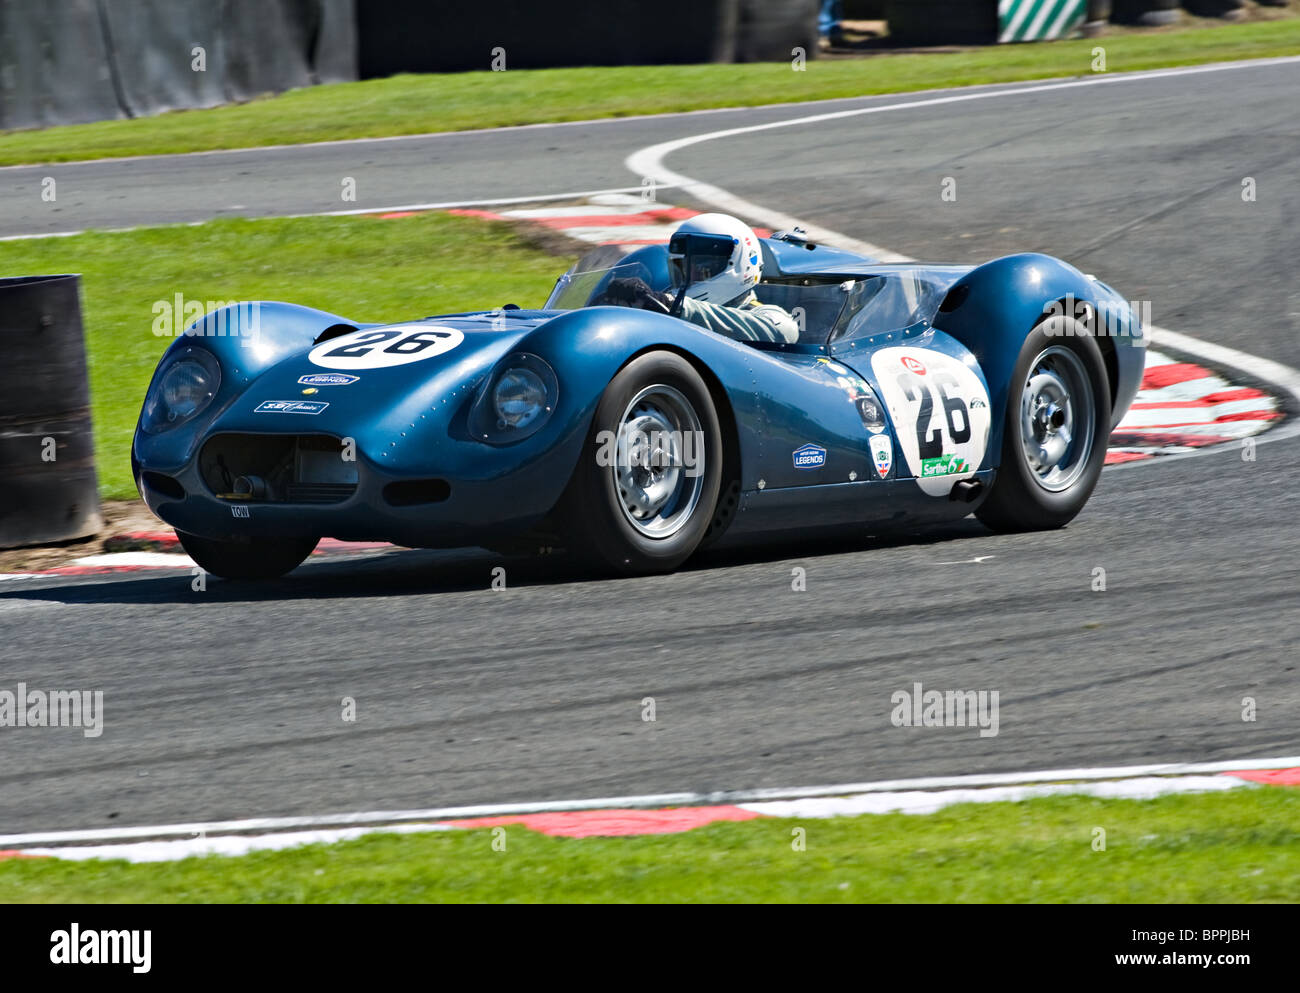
[177,530,319,580]
[559,351,723,573]
[976,317,1111,532]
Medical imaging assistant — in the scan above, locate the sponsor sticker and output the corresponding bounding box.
[920,454,970,478]
[901,355,927,376]
[231,505,250,518]
[298,373,359,386]
[870,435,893,479]
[255,400,329,415]
[792,443,827,470]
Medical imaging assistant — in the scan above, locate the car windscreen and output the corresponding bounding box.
[751,280,857,345]
[547,260,865,347]
[831,272,952,343]
[545,260,658,310]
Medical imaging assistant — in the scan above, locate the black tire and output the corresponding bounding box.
[1183,0,1244,15]
[177,530,319,580]
[976,317,1111,533]
[1112,0,1180,25]
[558,351,724,574]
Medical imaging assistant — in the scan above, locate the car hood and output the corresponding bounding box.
[211,311,553,438]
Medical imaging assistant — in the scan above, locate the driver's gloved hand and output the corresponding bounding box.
[600,277,667,310]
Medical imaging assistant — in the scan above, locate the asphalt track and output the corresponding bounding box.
[1,60,1298,834]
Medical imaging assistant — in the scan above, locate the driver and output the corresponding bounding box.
[599,213,800,344]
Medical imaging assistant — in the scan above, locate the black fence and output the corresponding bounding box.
[0,0,357,131]
[357,0,819,77]
[0,0,819,133]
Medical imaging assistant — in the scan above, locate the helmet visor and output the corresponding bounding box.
[668,232,737,288]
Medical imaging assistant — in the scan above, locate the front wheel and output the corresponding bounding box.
[177,530,319,580]
[558,351,723,573]
[976,317,1111,532]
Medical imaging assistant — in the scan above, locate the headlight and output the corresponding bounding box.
[470,353,558,443]
[141,348,221,434]
[494,368,548,430]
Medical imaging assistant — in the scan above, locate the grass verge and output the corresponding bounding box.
[0,213,572,501]
[1,21,1297,165]
[2,788,1297,902]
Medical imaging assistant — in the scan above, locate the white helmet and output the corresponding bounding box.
[668,213,763,306]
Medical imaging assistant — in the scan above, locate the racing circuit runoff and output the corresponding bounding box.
[1,55,1299,914]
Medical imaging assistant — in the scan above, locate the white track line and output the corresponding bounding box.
[624,59,1300,451]
[739,775,1248,818]
[3,754,1296,849]
[19,823,455,864]
[0,184,683,243]
[66,552,194,568]
[295,184,681,219]
[13,775,1254,863]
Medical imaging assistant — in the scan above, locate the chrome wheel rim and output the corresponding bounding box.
[1019,345,1095,493]
[612,384,705,538]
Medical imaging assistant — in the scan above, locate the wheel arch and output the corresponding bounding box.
[521,310,748,539]
[596,343,743,544]
[932,253,1105,462]
[642,344,743,544]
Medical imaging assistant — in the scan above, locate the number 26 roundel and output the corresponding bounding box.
[309,325,464,370]
[869,346,992,497]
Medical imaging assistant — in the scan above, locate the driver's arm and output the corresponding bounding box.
[677,297,800,344]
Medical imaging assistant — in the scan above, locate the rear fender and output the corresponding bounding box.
[931,253,1105,460]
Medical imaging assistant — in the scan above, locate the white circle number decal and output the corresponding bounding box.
[308,325,464,370]
[870,346,992,497]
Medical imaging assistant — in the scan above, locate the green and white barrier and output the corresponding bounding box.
[998,0,1087,42]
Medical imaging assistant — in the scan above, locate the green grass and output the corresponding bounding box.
[0,213,571,500]
[3,789,1298,902]
[1,20,1298,165]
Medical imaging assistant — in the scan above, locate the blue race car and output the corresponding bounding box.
[132,227,1143,579]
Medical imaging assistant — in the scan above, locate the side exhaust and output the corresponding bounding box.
[949,479,984,503]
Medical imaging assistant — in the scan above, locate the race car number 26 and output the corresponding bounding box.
[308,325,464,370]
[870,346,991,497]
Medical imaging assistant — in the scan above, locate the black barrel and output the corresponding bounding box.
[736,0,820,63]
[1111,0,1181,25]
[0,274,102,548]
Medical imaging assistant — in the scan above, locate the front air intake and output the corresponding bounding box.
[383,479,451,506]
[198,433,357,504]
